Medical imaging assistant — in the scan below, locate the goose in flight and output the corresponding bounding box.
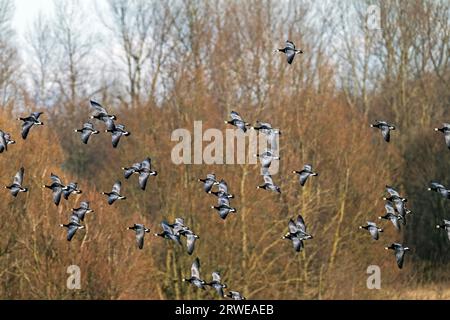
[385,243,410,269]
[359,221,383,240]
[224,111,249,132]
[102,181,126,205]
[17,112,44,139]
[293,164,318,186]
[435,123,450,149]
[183,257,206,289]
[90,100,116,130]
[60,214,85,241]
[274,40,303,64]
[370,120,395,142]
[5,167,28,197]
[74,122,100,144]
[128,224,150,249]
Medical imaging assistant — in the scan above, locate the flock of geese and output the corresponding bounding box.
[0,40,449,299]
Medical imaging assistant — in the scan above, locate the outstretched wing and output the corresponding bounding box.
[292,237,303,252]
[135,227,145,249]
[230,111,243,121]
[90,100,107,115]
[191,257,200,278]
[212,272,221,282]
[138,172,150,190]
[186,234,197,255]
[299,171,310,186]
[141,158,152,171]
[381,126,391,142]
[53,188,63,206]
[112,181,122,194]
[111,131,122,148]
[263,174,274,185]
[395,249,405,269]
[218,180,228,193]
[81,130,91,144]
[51,173,63,185]
[67,225,79,241]
[13,167,24,186]
[296,215,307,233]
[288,219,298,234]
[0,131,6,152]
[21,121,34,139]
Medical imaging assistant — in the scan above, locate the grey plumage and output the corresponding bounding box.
[275,40,303,64]
[379,202,402,230]
[359,221,383,240]
[435,123,450,149]
[72,201,93,221]
[74,122,99,144]
[43,173,68,206]
[371,120,395,142]
[102,181,126,205]
[385,243,410,269]
[60,214,85,241]
[154,221,182,245]
[17,112,44,139]
[293,164,318,186]
[5,167,28,197]
[226,291,246,300]
[225,111,249,132]
[198,173,217,193]
[90,100,116,130]
[63,182,82,200]
[428,181,450,199]
[183,257,206,289]
[211,202,237,219]
[128,224,150,249]
[206,272,227,298]
[106,123,130,148]
[257,174,281,193]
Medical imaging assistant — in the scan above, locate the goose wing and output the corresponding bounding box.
[31,112,43,120]
[296,215,307,233]
[395,247,405,269]
[186,234,197,255]
[138,172,150,190]
[135,226,145,249]
[288,219,298,234]
[111,131,123,148]
[51,173,63,186]
[21,121,34,139]
[212,272,221,283]
[263,174,274,185]
[299,171,310,186]
[191,257,200,278]
[90,100,107,115]
[66,224,79,241]
[13,167,24,186]
[53,188,63,205]
[0,131,6,152]
[368,226,379,240]
[230,111,243,121]
[381,126,391,142]
[112,181,122,194]
[218,180,228,193]
[292,237,303,252]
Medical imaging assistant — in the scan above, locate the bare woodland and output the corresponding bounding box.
[0,0,449,299]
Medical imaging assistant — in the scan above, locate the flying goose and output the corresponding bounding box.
[72,201,93,222]
[293,164,318,186]
[60,214,85,241]
[63,182,82,200]
[226,291,246,300]
[106,123,130,148]
[274,40,303,64]
[43,173,68,206]
[0,130,14,153]
[198,173,217,193]
[5,167,28,197]
[183,257,206,289]
[169,218,189,235]
[122,162,142,179]
[378,202,403,230]
[211,202,237,220]
[436,219,450,241]
[251,121,281,135]
[370,120,395,142]
[428,182,450,199]
[385,243,410,269]
[282,215,313,252]
[154,221,182,246]
[383,185,408,219]
[359,221,383,240]
[184,229,200,255]
[206,272,227,298]
[137,157,157,190]
[128,224,150,249]
[102,181,126,205]
[257,174,281,193]
[224,111,249,132]
[89,100,116,130]
[254,149,280,169]
[210,179,234,198]
[74,122,99,144]
[435,123,450,149]
[17,112,44,139]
